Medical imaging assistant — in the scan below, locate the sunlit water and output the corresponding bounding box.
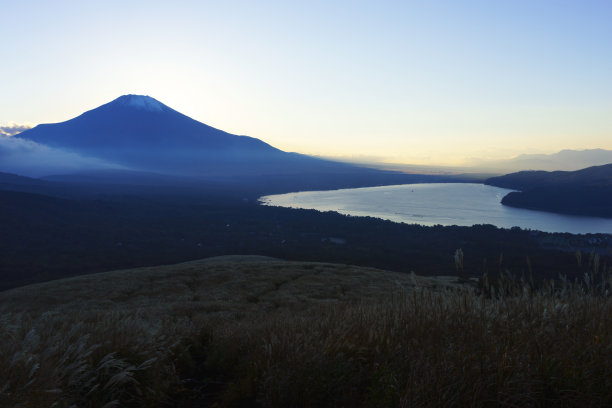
[259,183,612,234]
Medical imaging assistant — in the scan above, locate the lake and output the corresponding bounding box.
[259,183,612,234]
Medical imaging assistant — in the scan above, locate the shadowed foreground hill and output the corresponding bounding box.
[2,256,612,407]
[0,255,457,316]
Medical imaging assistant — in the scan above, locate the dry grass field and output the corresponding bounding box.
[1,255,611,407]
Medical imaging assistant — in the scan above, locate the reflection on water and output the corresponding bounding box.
[260,183,612,234]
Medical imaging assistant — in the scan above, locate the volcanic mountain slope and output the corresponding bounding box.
[16,95,387,178]
[0,171,44,186]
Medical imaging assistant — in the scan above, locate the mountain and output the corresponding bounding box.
[470,149,612,172]
[485,164,612,218]
[16,95,377,179]
[12,94,468,192]
[18,95,281,176]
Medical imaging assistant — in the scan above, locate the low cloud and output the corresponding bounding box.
[0,122,33,137]
[0,136,125,177]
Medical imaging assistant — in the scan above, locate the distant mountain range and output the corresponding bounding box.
[470,149,612,172]
[486,164,612,218]
[326,149,612,178]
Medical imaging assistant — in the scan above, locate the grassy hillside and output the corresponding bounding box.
[2,256,612,407]
[486,164,612,217]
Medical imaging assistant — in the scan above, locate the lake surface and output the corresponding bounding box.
[259,183,612,234]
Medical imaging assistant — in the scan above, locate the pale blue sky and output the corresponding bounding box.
[2,1,611,164]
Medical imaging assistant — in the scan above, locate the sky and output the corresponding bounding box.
[1,0,611,165]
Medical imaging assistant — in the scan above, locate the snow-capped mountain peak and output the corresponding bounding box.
[114,94,167,112]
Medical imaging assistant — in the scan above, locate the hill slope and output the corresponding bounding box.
[485,163,612,217]
[3,256,611,407]
[0,255,456,315]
